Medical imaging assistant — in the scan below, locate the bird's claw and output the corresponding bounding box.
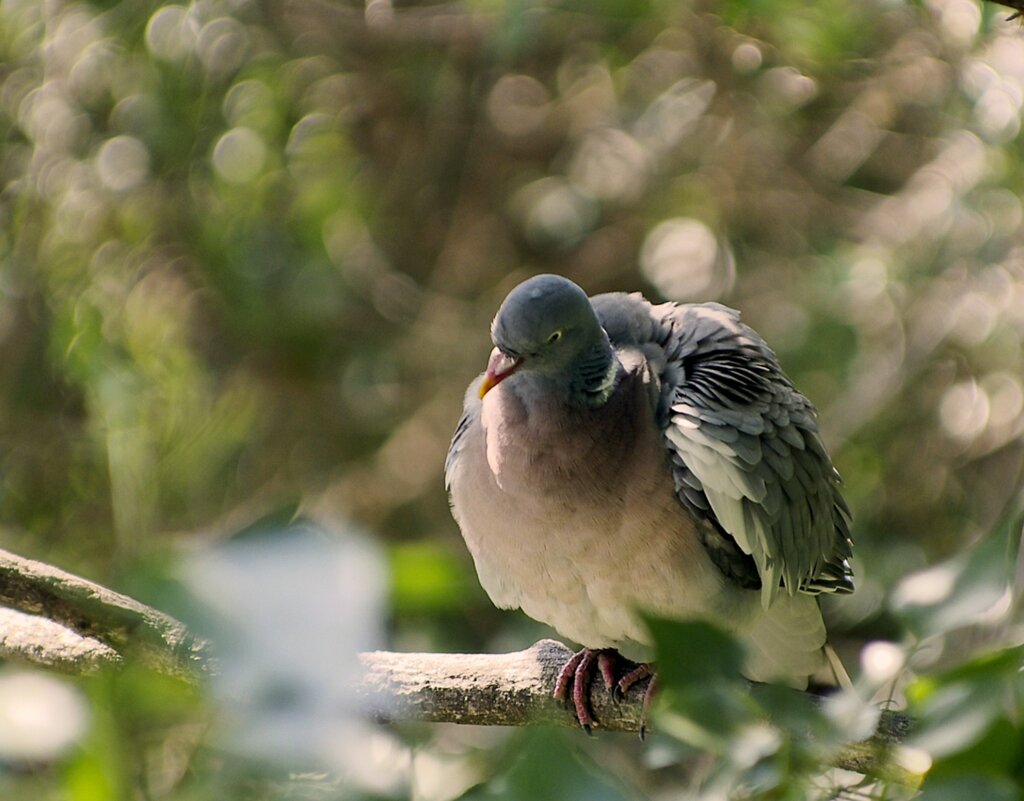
[553,647,602,731]
[615,663,652,697]
[552,649,586,701]
[552,647,657,735]
[597,651,619,699]
[638,675,659,740]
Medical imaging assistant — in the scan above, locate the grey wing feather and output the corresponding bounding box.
[445,382,481,494]
[593,293,854,606]
[445,413,468,493]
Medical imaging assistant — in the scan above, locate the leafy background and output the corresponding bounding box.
[0,0,1021,798]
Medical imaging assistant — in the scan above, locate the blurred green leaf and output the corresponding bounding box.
[928,717,1023,780]
[747,682,832,745]
[464,729,630,801]
[916,774,1021,801]
[64,753,120,801]
[891,513,1019,638]
[908,679,1006,759]
[390,541,473,612]
[645,616,746,686]
[646,616,751,739]
[906,646,1024,763]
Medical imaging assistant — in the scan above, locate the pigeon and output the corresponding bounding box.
[445,274,853,731]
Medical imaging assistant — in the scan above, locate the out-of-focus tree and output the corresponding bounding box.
[0,0,1021,798]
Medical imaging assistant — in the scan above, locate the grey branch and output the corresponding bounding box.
[358,640,914,781]
[0,606,121,674]
[0,548,911,779]
[0,548,210,678]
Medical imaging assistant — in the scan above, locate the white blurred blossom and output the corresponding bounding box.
[511,177,598,250]
[96,135,149,191]
[145,5,198,62]
[641,217,734,301]
[860,640,906,685]
[212,127,267,183]
[182,522,391,780]
[0,671,89,762]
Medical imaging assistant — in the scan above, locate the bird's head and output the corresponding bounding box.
[480,274,609,399]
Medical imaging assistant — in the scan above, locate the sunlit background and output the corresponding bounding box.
[0,0,1021,798]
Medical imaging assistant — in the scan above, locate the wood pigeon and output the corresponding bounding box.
[445,274,853,730]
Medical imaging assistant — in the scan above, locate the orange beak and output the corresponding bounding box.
[479,348,524,398]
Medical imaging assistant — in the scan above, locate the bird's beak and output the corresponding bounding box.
[479,348,524,398]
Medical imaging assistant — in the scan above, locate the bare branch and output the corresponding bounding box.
[0,607,121,674]
[359,638,641,729]
[0,548,210,679]
[358,640,915,781]
[0,548,912,780]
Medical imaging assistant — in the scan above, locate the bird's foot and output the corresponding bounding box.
[611,662,659,739]
[552,647,603,733]
[612,661,651,700]
[552,648,657,736]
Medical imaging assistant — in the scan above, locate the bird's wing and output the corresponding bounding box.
[445,380,482,494]
[592,293,853,608]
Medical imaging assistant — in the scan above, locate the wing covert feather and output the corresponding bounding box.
[594,294,853,606]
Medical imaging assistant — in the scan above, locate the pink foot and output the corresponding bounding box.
[614,663,658,739]
[552,647,657,736]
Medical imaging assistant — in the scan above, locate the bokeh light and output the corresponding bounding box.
[0,671,89,762]
[212,126,267,183]
[1,0,1022,796]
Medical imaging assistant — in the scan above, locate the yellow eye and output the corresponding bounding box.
[547,330,563,344]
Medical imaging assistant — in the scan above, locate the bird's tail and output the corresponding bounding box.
[823,643,854,691]
[743,593,829,687]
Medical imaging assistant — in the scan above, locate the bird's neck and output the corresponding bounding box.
[569,338,619,409]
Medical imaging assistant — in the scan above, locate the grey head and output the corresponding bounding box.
[482,274,615,405]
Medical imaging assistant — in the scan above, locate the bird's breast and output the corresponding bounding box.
[479,378,641,501]
[450,370,734,653]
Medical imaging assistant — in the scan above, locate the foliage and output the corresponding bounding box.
[0,0,1021,798]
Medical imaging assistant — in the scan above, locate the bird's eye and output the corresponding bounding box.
[547,330,563,344]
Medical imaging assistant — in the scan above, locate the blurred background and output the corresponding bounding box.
[0,0,1022,798]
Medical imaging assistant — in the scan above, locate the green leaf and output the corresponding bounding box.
[644,616,750,740]
[390,541,474,611]
[907,647,1024,759]
[644,616,746,687]
[464,729,630,801]
[890,512,1020,638]
[908,680,1006,758]
[916,774,1021,801]
[929,717,1023,779]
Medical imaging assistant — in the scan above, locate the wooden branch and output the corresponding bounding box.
[358,639,642,729]
[0,607,121,673]
[358,640,914,781]
[0,547,912,780]
[0,549,210,679]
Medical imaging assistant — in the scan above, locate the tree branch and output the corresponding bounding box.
[0,606,121,673]
[0,549,210,679]
[0,547,911,779]
[357,640,914,781]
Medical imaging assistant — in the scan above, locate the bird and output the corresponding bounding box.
[445,274,853,731]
